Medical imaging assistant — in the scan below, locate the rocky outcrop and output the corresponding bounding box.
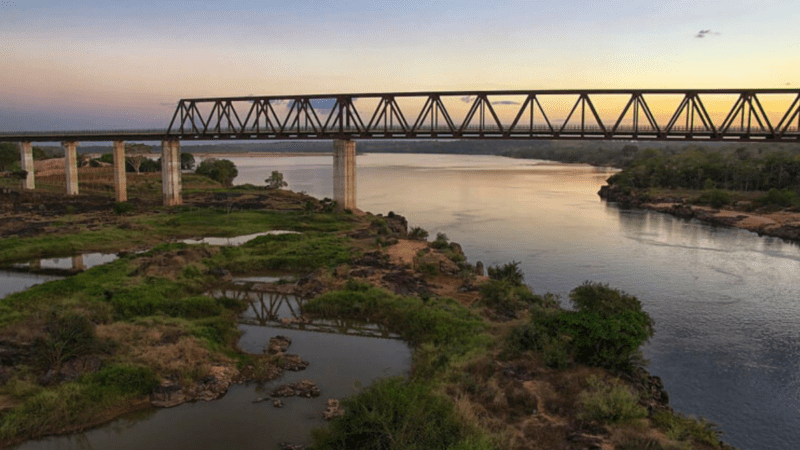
[271,380,320,398]
[150,365,237,408]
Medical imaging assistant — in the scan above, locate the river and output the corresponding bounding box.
[232,152,799,450]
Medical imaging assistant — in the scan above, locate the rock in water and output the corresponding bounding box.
[323,399,345,420]
[271,380,320,398]
[266,335,292,354]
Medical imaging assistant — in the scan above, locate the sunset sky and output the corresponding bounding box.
[1,0,798,131]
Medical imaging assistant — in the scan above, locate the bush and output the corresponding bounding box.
[697,189,732,208]
[431,232,449,250]
[563,283,653,370]
[312,378,489,450]
[112,202,135,215]
[479,279,536,318]
[578,375,646,423]
[88,364,159,396]
[195,158,238,187]
[487,261,524,286]
[651,410,721,447]
[408,226,429,241]
[760,188,798,208]
[505,283,654,371]
[569,281,647,317]
[504,306,570,368]
[34,312,98,369]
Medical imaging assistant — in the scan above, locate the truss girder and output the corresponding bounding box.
[11,89,796,144]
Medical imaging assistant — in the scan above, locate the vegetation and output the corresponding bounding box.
[180,152,196,170]
[195,158,238,187]
[265,170,288,189]
[408,226,429,241]
[305,282,493,449]
[0,142,18,171]
[506,282,654,371]
[312,377,492,450]
[577,375,647,423]
[0,169,730,449]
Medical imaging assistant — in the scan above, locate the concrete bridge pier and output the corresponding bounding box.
[161,139,181,206]
[18,141,35,190]
[112,140,127,202]
[333,139,356,210]
[63,141,79,195]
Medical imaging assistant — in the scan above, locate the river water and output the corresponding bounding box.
[233,152,799,450]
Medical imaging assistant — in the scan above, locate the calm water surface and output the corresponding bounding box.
[234,153,800,450]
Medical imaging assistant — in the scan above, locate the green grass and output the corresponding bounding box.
[210,232,358,272]
[577,375,647,424]
[0,209,358,264]
[651,410,722,447]
[304,281,486,351]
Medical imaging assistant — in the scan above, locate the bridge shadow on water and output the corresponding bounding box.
[206,283,397,340]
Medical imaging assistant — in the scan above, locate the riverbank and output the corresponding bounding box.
[0,180,738,450]
[599,184,800,244]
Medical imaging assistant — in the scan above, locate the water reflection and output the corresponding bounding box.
[181,230,299,246]
[10,253,118,272]
[0,271,62,299]
[207,284,396,339]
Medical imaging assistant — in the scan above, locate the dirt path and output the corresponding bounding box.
[385,239,428,266]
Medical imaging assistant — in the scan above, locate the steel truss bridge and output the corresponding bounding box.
[2,89,800,142]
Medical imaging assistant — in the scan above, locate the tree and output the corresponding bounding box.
[265,170,288,189]
[0,143,18,171]
[181,152,196,170]
[125,143,154,174]
[196,158,238,187]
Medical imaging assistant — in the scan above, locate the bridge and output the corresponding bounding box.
[3,89,799,209]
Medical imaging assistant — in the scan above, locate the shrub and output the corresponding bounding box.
[697,189,732,208]
[504,306,570,368]
[651,410,721,447]
[569,281,647,317]
[195,158,238,187]
[759,188,797,208]
[34,312,98,369]
[506,283,654,371]
[112,202,135,215]
[578,375,646,423]
[408,226,429,241]
[88,364,159,396]
[479,279,536,318]
[312,378,489,450]
[487,261,524,286]
[431,232,450,250]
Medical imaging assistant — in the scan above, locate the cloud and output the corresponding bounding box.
[460,95,474,104]
[492,100,521,106]
[310,98,337,112]
[695,29,721,38]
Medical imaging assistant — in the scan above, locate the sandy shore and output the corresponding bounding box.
[191,152,331,158]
